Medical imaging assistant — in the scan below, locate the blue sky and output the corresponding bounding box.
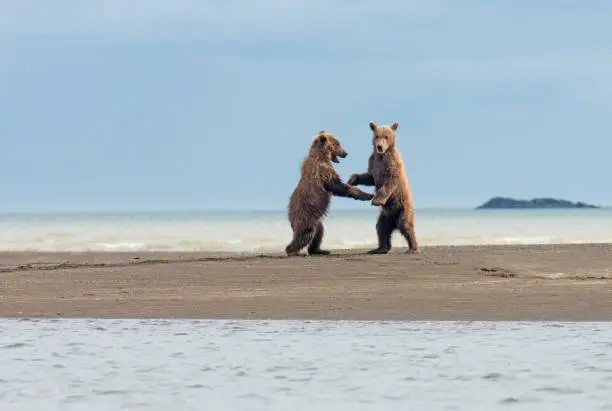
[2,1,612,212]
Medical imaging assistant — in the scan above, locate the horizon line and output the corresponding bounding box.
[0,205,609,215]
[0,206,473,214]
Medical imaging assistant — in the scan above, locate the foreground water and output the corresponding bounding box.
[1,320,611,410]
[1,208,611,252]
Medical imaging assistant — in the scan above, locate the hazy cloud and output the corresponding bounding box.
[1,1,612,210]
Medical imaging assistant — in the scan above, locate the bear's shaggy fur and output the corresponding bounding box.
[286,130,374,256]
[348,121,420,254]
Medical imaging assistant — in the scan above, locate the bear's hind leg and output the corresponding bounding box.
[286,227,315,256]
[307,220,330,256]
[367,213,396,254]
[398,212,420,254]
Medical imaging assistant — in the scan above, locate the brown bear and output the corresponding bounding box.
[347,121,420,254]
[286,130,374,256]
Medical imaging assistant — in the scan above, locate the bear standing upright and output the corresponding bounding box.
[286,130,374,256]
[348,121,420,254]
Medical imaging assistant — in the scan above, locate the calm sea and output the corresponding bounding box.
[1,320,611,410]
[0,208,611,253]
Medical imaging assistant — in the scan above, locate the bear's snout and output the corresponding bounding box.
[376,144,383,153]
[339,151,348,158]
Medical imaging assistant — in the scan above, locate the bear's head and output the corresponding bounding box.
[369,121,399,154]
[311,130,348,163]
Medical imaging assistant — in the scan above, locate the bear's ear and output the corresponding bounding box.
[318,129,326,135]
[390,121,399,131]
[369,121,377,131]
[318,134,327,144]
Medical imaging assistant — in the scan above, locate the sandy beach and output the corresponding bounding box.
[1,244,611,320]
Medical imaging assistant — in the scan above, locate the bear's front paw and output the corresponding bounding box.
[358,192,374,201]
[347,175,358,186]
[371,197,385,206]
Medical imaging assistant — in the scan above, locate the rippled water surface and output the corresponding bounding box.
[1,320,611,410]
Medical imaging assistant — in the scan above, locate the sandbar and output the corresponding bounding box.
[1,244,611,320]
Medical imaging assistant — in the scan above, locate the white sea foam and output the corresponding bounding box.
[0,208,611,252]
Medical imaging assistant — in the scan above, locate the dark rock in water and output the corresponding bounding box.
[476,197,600,209]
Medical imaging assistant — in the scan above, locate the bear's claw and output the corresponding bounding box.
[308,249,331,256]
[366,248,390,255]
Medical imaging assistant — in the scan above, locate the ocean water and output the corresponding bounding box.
[1,208,611,253]
[1,320,611,410]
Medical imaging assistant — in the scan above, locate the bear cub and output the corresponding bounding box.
[348,121,420,254]
[286,130,374,256]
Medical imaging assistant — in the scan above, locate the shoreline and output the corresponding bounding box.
[1,244,611,321]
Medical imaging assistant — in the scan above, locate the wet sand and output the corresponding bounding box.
[1,244,611,320]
